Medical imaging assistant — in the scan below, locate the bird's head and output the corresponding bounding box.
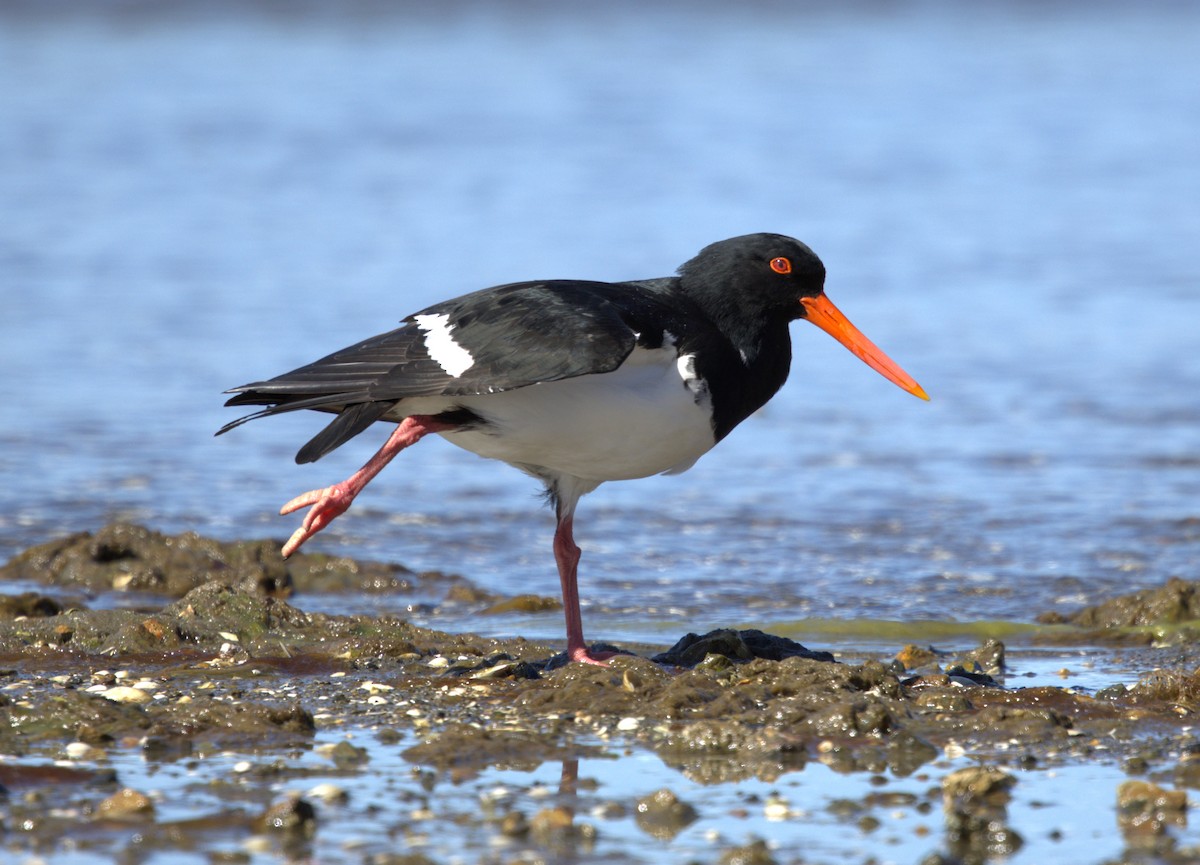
[680,233,929,401]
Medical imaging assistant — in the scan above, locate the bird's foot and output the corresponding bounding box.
[568,645,617,667]
[278,483,355,558]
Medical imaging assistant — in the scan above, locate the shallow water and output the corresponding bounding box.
[2,3,1200,862]
[4,1,1199,646]
[8,732,1149,865]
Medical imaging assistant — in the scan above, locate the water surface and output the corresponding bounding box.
[2,5,1200,859]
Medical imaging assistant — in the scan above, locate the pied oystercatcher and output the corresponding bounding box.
[218,233,928,665]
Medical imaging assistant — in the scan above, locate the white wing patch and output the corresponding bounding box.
[413,313,475,378]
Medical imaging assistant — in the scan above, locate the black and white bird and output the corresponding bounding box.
[218,233,928,665]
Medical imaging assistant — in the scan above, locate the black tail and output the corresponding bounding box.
[216,388,398,463]
[294,401,396,464]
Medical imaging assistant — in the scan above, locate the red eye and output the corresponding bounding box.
[770,257,792,274]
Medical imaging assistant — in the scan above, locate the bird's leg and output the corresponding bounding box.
[278,414,453,558]
[553,510,616,666]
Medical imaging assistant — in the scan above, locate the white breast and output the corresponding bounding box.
[426,344,717,483]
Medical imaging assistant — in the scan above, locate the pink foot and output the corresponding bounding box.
[568,646,617,667]
[278,482,355,558]
[273,415,452,559]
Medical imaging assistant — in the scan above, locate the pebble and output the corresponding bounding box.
[499,810,530,837]
[99,686,152,705]
[257,795,317,835]
[96,788,155,821]
[306,783,350,805]
[243,837,272,854]
[325,740,369,767]
[530,806,592,844]
[481,786,513,804]
[360,681,395,694]
[717,838,778,865]
[65,741,103,760]
[763,794,791,821]
[617,717,641,731]
[635,788,699,840]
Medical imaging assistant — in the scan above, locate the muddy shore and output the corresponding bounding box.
[2,522,1199,864]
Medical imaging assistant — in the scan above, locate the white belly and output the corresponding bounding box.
[418,345,717,483]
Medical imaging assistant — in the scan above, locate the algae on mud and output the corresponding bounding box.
[2,523,1200,863]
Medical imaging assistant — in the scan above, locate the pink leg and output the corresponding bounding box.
[553,514,615,666]
[278,414,453,558]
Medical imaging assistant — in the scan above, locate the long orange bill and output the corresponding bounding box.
[800,294,930,401]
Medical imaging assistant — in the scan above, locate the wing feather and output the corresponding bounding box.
[217,279,688,461]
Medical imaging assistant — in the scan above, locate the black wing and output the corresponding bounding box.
[217,278,687,462]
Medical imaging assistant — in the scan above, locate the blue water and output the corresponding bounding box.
[3,2,1200,645]
[4,4,1200,865]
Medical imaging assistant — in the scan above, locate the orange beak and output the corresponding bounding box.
[800,294,930,401]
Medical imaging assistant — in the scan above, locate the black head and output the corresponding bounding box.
[677,233,827,323]
[678,233,929,401]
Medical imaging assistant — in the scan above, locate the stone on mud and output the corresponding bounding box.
[634,788,698,840]
[652,628,835,666]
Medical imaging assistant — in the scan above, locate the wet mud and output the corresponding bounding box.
[2,523,1200,863]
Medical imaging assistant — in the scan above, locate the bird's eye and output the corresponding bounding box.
[770,257,792,274]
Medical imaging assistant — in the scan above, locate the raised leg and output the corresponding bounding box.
[278,414,453,558]
[553,510,615,666]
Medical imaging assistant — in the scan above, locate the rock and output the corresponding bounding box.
[165,582,312,642]
[306,783,349,805]
[98,686,152,705]
[96,788,155,821]
[327,740,369,769]
[1117,780,1187,836]
[942,766,1016,810]
[365,855,441,865]
[530,805,573,837]
[885,731,939,777]
[634,788,698,839]
[1050,577,1200,630]
[0,521,411,598]
[963,639,1006,675]
[481,594,562,615]
[652,628,834,666]
[0,592,64,619]
[499,810,530,837]
[529,805,596,847]
[895,644,940,671]
[402,725,602,774]
[717,838,777,865]
[941,766,1022,860]
[256,795,317,835]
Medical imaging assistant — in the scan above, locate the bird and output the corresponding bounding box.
[217,233,928,665]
